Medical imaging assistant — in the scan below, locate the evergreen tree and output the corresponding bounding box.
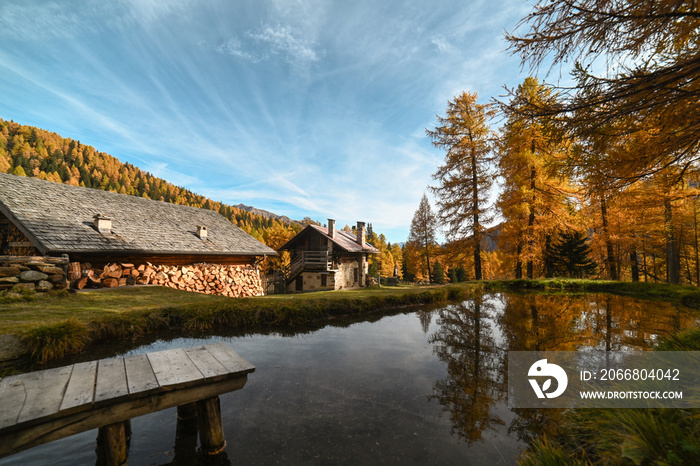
[455,265,467,282]
[544,231,597,278]
[448,267,458,283]
[432,261,446,284]
[408,193,438,282]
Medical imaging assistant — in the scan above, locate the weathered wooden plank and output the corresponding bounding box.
[17,366,72,424]
[183,346,229,379]
[95,358,128,403]
[205,343,255,374]
[60,361,97,412]
[0,373,249,458]
[124,353,159,394]
[0,377,27,430]
[148,348,204,387]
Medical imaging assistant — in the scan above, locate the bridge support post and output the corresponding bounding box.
[196,396,226,455]
[97,420,130,466]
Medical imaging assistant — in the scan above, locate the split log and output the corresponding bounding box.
[67,262,81,281]
[88,276,102,287]
[103,278,119,288]
[76,277,88,290]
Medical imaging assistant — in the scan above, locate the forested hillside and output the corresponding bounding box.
[0,119,301,248]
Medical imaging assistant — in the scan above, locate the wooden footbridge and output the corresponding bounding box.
[0,343,254,465]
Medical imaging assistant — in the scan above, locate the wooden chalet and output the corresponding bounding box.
[278,219,379,292]
[0,173,276,296]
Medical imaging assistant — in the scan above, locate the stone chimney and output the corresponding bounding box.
[197,225,208,239]
[93,214,112,234]
[356,221,366,246]
[328,218,335,238]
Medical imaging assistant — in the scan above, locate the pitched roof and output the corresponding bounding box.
[279,223,379,253]
[0,173,276,257]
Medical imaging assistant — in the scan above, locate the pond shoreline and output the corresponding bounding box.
[2,279,699,367]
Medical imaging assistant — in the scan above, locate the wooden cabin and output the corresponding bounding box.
[278,219,379,292]
[0,173,276,296]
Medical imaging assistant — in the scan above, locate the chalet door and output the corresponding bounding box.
[295,276,303,292]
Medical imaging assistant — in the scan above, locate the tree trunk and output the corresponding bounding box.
[471,150,482,280]
[527,167,536,279]
[694,196,699,286]
[425,247,432,283]
[630,249,640,282]
[665,199,680,284]
[600,196,618,280]
[515,238,523,279]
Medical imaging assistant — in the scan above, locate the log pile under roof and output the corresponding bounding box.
[71,262,263,298]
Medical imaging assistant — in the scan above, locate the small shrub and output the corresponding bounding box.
[23,318,91,363]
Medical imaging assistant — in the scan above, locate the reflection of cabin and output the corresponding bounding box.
[278,219,379,292]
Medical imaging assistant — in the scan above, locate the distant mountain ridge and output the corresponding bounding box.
[0,118,299,245]
[233,203,297,225]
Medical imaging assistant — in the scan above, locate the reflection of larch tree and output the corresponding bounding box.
[417,309,434,335]
[428,297,506,443]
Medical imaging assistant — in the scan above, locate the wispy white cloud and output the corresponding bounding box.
[431,35,454,53]
[248,24,323,63]
[215,38,262,63]
[212,23,324,66]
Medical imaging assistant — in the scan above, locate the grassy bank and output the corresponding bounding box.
[2,279,699,365]
[0,284,478,364]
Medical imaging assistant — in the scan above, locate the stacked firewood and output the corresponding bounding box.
[70,262,263,297]
[71,262,154,289]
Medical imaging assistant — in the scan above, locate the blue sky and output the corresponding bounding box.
[0,0,535,243]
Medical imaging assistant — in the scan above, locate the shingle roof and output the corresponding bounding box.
[0,173,276,257]
[279,224,379,253]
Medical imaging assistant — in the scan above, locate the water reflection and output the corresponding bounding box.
[427,292,697,446]
[496,293,693,352]
[429,297,506,443]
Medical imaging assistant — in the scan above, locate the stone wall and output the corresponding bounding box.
[0,256,69,291]
[294,271,335,292]
[335,260,356,290]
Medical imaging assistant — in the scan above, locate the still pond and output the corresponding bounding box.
[3,292,696,465]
